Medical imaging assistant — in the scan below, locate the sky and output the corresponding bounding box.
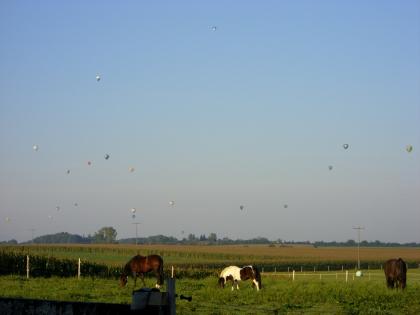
[0,0,419,243]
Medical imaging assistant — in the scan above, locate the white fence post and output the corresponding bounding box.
[171,265,174,278]
[78,258,81,279]
[292,270,295,281]
[345,270,348,283]
[26,255,29,279]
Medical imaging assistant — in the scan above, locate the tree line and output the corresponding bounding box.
[1,228,419,247]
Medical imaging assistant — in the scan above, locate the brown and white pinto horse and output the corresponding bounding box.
[384,258,407,289]
[120,254,164,289]
[218,265,261,291]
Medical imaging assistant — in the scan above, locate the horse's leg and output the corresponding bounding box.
[235,280,240,290]
[140,273,146,287]
[253,279,260,291]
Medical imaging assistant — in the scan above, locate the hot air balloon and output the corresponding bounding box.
[66,169,71,174]
[129,167,135,173]
[284,204,288,209]
[343,144,349,150]
[104,154,110,160]
[132,214,136,219]
[56,206,60,211]
[240,205,244,211]
[169,201,175,207]
[210,25,217,31]
[74,203,78,207]
[87,161,92,166]
[96,74,101,82]
[406,145,413,153]
[328,165,333,171]
[130,208,136,214]
[33,145,39,151]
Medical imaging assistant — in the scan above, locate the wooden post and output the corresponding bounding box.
[345,270,348,283]
[78,258,81,279]
[167,278,176,315]
[171,266,174,278]
[26,255,29,279]
[292,270,295,281]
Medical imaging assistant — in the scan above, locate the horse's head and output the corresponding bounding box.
[253,267,262,290]
[218,277,225,288]
[119,274,128,287]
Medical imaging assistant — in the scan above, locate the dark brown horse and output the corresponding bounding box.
[120,254,164,289]
[384,258,407,289]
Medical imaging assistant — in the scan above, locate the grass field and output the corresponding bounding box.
[2,244,420,267]
[1,244,420,314]
[1,271,420,314]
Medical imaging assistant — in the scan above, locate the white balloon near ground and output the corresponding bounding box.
[406,145,413,153]
[32,145,39,151]
[130,208,136,214]
[356,270,363,277]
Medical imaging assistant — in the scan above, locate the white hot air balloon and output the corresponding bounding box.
[130,208,136,214]
[96,74,101,82]
[343,144,349,150]
[169,201,175,207]
[210,25,217,31]
[33,145,39,151]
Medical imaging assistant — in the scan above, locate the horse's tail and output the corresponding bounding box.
[158,256,164,285]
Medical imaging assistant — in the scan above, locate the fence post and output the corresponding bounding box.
[345,270,348,283]
[78,258,81,279]
[167,278,176,315]
[313,266,316,273]
[292,270,295,281]
[26,255,29,279]
[171,266,174,278]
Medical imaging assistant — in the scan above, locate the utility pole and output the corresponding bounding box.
[353,226,364,270]
[132,222,140,245]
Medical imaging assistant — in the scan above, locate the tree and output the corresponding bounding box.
[208,233,217,242]
[93,227,117,243]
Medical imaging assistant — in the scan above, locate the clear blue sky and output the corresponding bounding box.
[1,1,419,243]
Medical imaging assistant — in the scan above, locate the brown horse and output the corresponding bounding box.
[384,258,407,289]
[120,254,164,289]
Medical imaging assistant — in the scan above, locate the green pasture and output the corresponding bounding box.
[1,272,420,314]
